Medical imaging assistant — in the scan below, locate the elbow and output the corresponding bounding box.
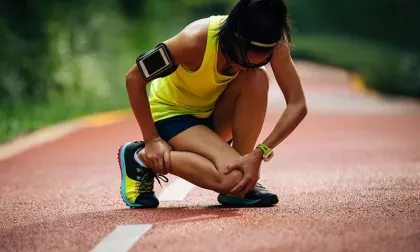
[300,101,308,118]
[125,70,138,87]
[126,64,144,85]
[126,69,147,92]
[288,99,308,120]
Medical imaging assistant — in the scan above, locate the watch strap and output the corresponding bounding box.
[257,143,272,157]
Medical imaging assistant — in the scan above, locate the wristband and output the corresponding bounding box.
[256,143,274,162]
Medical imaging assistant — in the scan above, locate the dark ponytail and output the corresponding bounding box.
[216,0,292,66]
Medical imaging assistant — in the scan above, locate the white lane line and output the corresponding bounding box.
[92,179,195,251]
[91,224,152,252]
[158,178,196,201]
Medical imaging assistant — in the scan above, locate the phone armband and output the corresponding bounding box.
[136,43,177,82]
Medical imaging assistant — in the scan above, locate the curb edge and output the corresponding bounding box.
[0,108,132,162]
[349,72,379,97]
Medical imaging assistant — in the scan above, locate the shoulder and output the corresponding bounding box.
[163,18,210,66]
[270,39,293,71]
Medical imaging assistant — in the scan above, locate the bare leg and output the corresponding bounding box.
[137,68,269,194]
[209,67,278,206]
[138,125,243,194]
[213,67,269,155]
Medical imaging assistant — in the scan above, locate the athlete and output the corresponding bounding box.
[118,0,307,208]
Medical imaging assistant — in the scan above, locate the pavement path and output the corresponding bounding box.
[1,61,419,252]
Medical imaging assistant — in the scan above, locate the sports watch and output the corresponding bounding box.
[256,143,274,162]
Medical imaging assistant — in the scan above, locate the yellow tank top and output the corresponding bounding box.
[148,15,239,122]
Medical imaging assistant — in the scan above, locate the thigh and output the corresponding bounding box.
[211,88,237,141]
[167,125,241,171]
[155,114,206,142]
[211,70,248,141]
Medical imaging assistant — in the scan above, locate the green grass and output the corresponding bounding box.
[291,33,420,98]
[0,10,183,144]
[0,51,132,143]
[0,14,145,144]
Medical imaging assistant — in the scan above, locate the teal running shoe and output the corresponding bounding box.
[118,141,168,208]
[217,182,279,207]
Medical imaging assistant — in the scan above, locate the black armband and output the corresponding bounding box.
[136,43,178,82]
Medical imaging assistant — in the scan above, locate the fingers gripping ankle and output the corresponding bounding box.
[137,149,151,167]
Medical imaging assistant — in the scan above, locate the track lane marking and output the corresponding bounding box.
[90,224,152,252]
[158,178,196,201]
[91,178,195,251]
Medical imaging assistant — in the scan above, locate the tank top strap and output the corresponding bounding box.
[197,15,238,84]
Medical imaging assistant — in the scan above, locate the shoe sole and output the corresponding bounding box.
[118,142,149,209]
[217,194,279,207]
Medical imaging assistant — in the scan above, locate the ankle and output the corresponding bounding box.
[136,149,147,166]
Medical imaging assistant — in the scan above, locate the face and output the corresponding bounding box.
[237,51,272,68]
[222,50,273,75]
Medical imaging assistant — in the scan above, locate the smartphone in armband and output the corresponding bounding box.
[136,43,176,82]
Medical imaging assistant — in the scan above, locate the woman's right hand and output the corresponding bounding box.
[144,137,172,175]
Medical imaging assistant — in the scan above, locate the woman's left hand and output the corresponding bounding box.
[224,148,263,196]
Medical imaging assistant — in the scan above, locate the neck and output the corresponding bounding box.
[217,48,240,76]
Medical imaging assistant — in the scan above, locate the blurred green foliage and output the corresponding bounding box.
[287,0,420,52]
[0,0,419,142]
[291,34,420,97]
[288,0,420,98]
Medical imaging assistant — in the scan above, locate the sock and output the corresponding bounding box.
[134,149,146,167]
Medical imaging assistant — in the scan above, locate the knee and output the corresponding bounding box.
[245,67,269,96]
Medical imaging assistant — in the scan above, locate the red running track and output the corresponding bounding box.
[1,62,419,252]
